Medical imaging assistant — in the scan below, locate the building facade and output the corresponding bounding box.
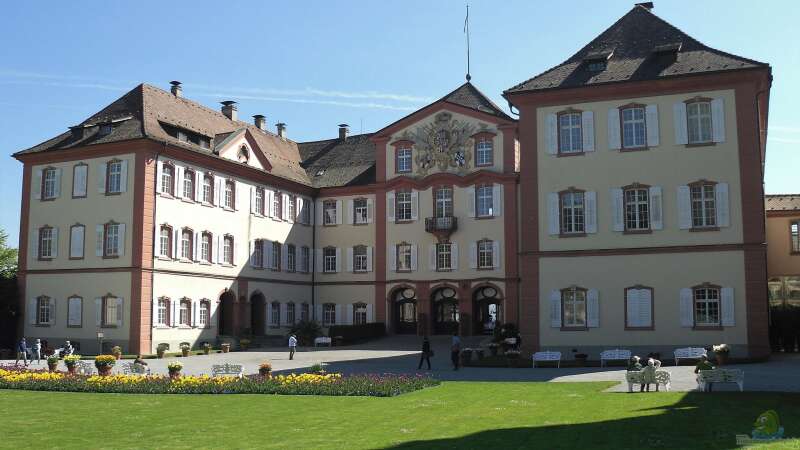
[766,195,800,352]
[14,5,773,358]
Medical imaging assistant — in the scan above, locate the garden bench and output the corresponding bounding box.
[697,369,744,392]
[121,362,151,375]
[625,370,671,392]
[212,363,244,379]
[600,349,631,367]
[314,337,332,347]
[673,347,707,365]
[532,351,562,368]
[75,360,95,376]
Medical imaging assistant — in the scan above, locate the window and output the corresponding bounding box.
[621,106,647,149]
[323,303,336,326]
[42,168,58,200]
[478,239,494,269]
[396,190,412,221]
[323,200,337,225]
[287,244,296,272]
[67,296,83,327]
[270,302,280,327]
[182,169,194,200]
[271,242,281,271]
[476,185,493,218]
[558,112,582,154]
[435,188,453,218]
[72,163,88,198]
[38,226,55,259]
[69,224,85,259]
[36,296,51,325]
[624,187,650,231]
[562,287,587,328]
[102,296,119,327]
[694,287,720,326]
[588,60,606,72]
[179,299,191,326]
[353,245,368,272]
[223,235,234,265]
[161,164,174,195]
[273,192,282,220]
[475,138,493,166]
[397,243,412,272]
[354,303,367,325]
[180,229,193,260]
[324,247,337,273]
[354,198,368,224]
[301,303,310,322]
[159,225,172,258]
[157,298,169,326]
[287,196,296,221]
[625,287,654,329]
[199,300,210,327]
[104,222,122,257]
[690,183,716,228]
[436,242,452,271]
[560,191,585,234]
[238,145,250,163]
[252,239,264,267]
[300,246,310,273]
[201,232,212,263]
[107,160,123,194]
[687,101,712,144]
[396,147,412,173]
[224,181,235,209]
[286,302,296,326]
[202,174,213,203]
[792,222,800,253]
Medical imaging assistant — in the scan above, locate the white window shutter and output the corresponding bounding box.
[335,200,343,225]
[97,163,107,193]
[626,289,639,328]
[673,102,689,145]
[639,289,652,328]
[295,197,303,222]
[335,247,341,272]
[315,199,323,225]
[281,243,288,270]
[117,224,125,256]
[587,289,600,328]
[367,198,374,223]
[172,229,179,259]
[234,181,241,210]
[389,245,398,271]
[721,287,735,326]
[410,191,419,221]
[387,192,395,222]
[367,303,374,322]
[74,165,88,198]
[677,186,692,229]
[492,240,501,269]
[250,187,256,214]
[51,227,59,258]
[95,298,102,326]
[28,298,37,325]
[192,299,199,327]
[315,304,323,323]
[467,188,476,218]
[428,245,436,271]
[249,241,256,267]
[451,243,459,270]
[492,184,503,217]
[261,240,270,268]
[315,249,323,273]
[645,104,659,147]
[174,165,184,199]
[48,297,56,325]
[116,297,124,327]
[585,191,597,234]
[469,242,478,269]
[550,290,561,328]
[547,192,560,235]
[347,247,354,272]
[649,186,664,230]
[33,169,42,200]
[711,98,726,143]
[171,300,178,327]
[95,225,104,256]
[346,200,354,225]
[545,113,558,155]
[193,231,200,261]
[608,108,621,150]
[30,226,39,260]
[366,246,373,272]
[346,304,354,325]
[715,183,730,227]
[581,111,595,152]
[156,161,165,193]
[265,190,274,218]
[119,161,128,193]
[70,226,84,258]
[611,188,625,232]
[214,235,221,264]
[53,168,62,198]
[213,176,222,206]
[680,288,694,327]
[194,171,201,200]
[410,244,418,271]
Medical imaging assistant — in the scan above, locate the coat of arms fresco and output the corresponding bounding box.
[398,112,479,176]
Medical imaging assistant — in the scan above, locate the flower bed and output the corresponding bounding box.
[0,366,438,397]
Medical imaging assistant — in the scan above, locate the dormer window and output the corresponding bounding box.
[98,123,113,137]
[583,49,612,73]
[587,60,607,72]
[238,145,250,163]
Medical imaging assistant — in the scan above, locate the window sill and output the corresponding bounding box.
[477,266,496,271]
[322,223,338,227]
[475,162,494,167]
[252,213,265,218]
[37,257,55,262]
[354,270,369,274]
[475,215,495,220]
[685,142,716,148]
[158,192,175,199]
[690,227,720,233]
[395,220,414,225]
[625,326,655,331]
[33,324,51,328]
[105,191,123,197]
[40,197,57,202]
[619,146,650,153]
[177,326,193,330]
[199,261,213,266]
[72,195,87,200]
[623,229,652,235]
[201,202,215,208]
[102,255,120,260]
[156,256,174,262]
[559,233,587,238]
[180,198,196,204]
[323,271,338,274]
[219,263,235,268]
[436,269,453,273]
[68,256,85,261]
[556,151,585,158]
[222,207,235,212]
[353,222,370,226]
[67,325,83,328]
[100,325,118,329]
[178,259,194,264]
[559,326,588,331]
[692,325,724,331]
[154,325,171,329]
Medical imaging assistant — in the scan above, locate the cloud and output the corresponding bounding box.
[195,92,417,111]
[186,83,433,104]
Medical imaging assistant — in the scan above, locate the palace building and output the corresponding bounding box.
[14,4,773,358]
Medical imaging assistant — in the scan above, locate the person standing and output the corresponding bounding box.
[288,334,298,360]
[33,339,42,364]
[15,337,28,367]
[418,336,432,370]
[451,332,461,370]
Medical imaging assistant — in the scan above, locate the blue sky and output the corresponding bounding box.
[1,1,797,247]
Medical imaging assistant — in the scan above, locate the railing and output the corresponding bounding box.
[425,216,457,233]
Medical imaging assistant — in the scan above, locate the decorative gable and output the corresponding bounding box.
[215,129,272,171]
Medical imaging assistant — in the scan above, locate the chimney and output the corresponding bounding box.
[253,114,267,131]
[169,80,183,98]
[635,2,654,9]
[220,101,238,121]
[338,123,349,140]
[276,122,286,138]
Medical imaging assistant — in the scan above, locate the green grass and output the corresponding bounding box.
[1,382,798,449]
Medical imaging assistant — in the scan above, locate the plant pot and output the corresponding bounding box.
[157,350,165,359]
[66,365,76,375]
[259,369,271,377]
[181,349,190,357]
[716,353,729,366]
[203,348,211,355]
[48,363,58,372]
[97,366,112,376]
[574,356,588,367]
[168,370,181,380]
[221,344,230,353]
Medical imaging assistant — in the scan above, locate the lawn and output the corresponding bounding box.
[2,382,798,449]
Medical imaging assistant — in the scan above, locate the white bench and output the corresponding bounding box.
[121,362,151,375]
[532,351,562,368]
[698,369,744,392]
[674,347,707,365]
[211,363,244,378]
[600,349,632,367]
[314,337,332,347]
[626,370,671,392]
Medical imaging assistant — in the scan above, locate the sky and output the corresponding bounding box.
[0,0,798,247]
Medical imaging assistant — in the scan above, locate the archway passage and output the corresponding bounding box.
[393,287,418,335]
[432,286,459,335]
[218,290,236,336]
[250,292,266,336]
[474,285,503,335]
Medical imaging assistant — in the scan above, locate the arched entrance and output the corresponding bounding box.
[250,292,266,336]
[392,287,417,334]
[474,285,503,335]
[432,286,459,335]
[218,290,236,336]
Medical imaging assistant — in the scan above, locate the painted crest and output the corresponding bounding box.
[401,112,476,176]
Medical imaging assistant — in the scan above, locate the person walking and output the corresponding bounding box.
[418,336,432,370]
[15,337,28,367]
[450,332,461,370]
[288,334,298,360]
[33,339,42,364]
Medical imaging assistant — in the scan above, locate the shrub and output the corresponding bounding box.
[94,355,116,369]
[289,320,323,346]
[63,355,81,366]
[308,363,325,374]
[167,361,183,373]
[327,323,386,344]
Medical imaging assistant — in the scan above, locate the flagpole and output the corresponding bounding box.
[465,4,471,82]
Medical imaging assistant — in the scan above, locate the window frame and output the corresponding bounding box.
[557,109,583,155]
[41,167,58,200]
[300,246,310,273]
[323,200,337,226]
[473,132,495,166]
[323,303,336,326]
[72,163,89,199]
[353,198,369,225]
[202,173,214,204]
[287,244,296,272]
[395,144,413,174]
[159,225,173,259]
[689,180,718,230]
[476,184,494,218]
[685,97,714,146]
[198,299,210,328]
[69,224,85,260]
[182,168,195,201]
[160,163,175,196]
[791,221,800,255]
[223,235,234,265]
[223,180,235,210]
[353,302,368,325]
[353,245,368,273]
[178,298,192,327]
[692,284,722,328]
[395,190,412,222]
[559,188,586,236]
[396,242,412,272]
[434,186,454,218]
[622,183,651,233]
[106,159,124,195]
[477,239,494,270]
[286,302,296,326]
[156,297,170,327]
[180,228,194,261]
[271,241,281,271]
[323,247,337,273]
[201,232,213,263]
[35,295,51,326]
[252,238,264,268]
[560,286,588,330]
[103,222,123,259]
[38,225,55,260]
[436,242,452,272]
[67,295,83,328]
[619,103,648,151]
[100,294,119,328]
[273,191,283,220]
[301,302,310,322]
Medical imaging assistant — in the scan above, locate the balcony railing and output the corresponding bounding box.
[425,216,457,234]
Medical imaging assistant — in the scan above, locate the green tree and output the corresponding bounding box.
[0,229,18,279]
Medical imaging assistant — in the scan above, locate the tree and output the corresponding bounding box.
[0,229,17,279]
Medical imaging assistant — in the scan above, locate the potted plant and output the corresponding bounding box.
[111,346,122,360]
[167,361,183,379]
[239,339,251,351]
[488,342,499,357]
[221,343,231,353]
[460,348,473,366]
[572,349,588,367]
[64,354,81,374]
[713,344,730,366]
[180,343,191,357]
[156,343,168,359]
[258,361,272,378]
[505,349,521,367]
[94,355,116,376]
[203,343,212,355]
[46,355,59,372]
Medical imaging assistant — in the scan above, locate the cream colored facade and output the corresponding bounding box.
[766,214,800,277]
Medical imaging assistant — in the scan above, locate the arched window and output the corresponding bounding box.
[180,228,194,260]
[161,163,175,195]
[323,303,336,326]
[238,145,250,163]
[159,225,173,258]
[202,173,214,204]
[286,302,296,325]
[156,297,170,326]
[198,299,211,327]
[179,298,192,326]
[224,180,235,209]
[353,302,367,325]
[200,232,213,263]
[183,168,195,200]
[223,235,234,265]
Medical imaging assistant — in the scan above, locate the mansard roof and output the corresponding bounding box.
[298,133,376,189]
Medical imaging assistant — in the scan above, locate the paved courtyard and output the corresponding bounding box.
[7,336,800,393]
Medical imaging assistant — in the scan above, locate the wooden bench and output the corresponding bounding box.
[698,369,744,392]
[211,363,244,378]
[532,351,562,368]
[626,370,671,392]
[674,347,707,365]
[121,362,151,375]
[600,349,632,367]
[314,337,332,347]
